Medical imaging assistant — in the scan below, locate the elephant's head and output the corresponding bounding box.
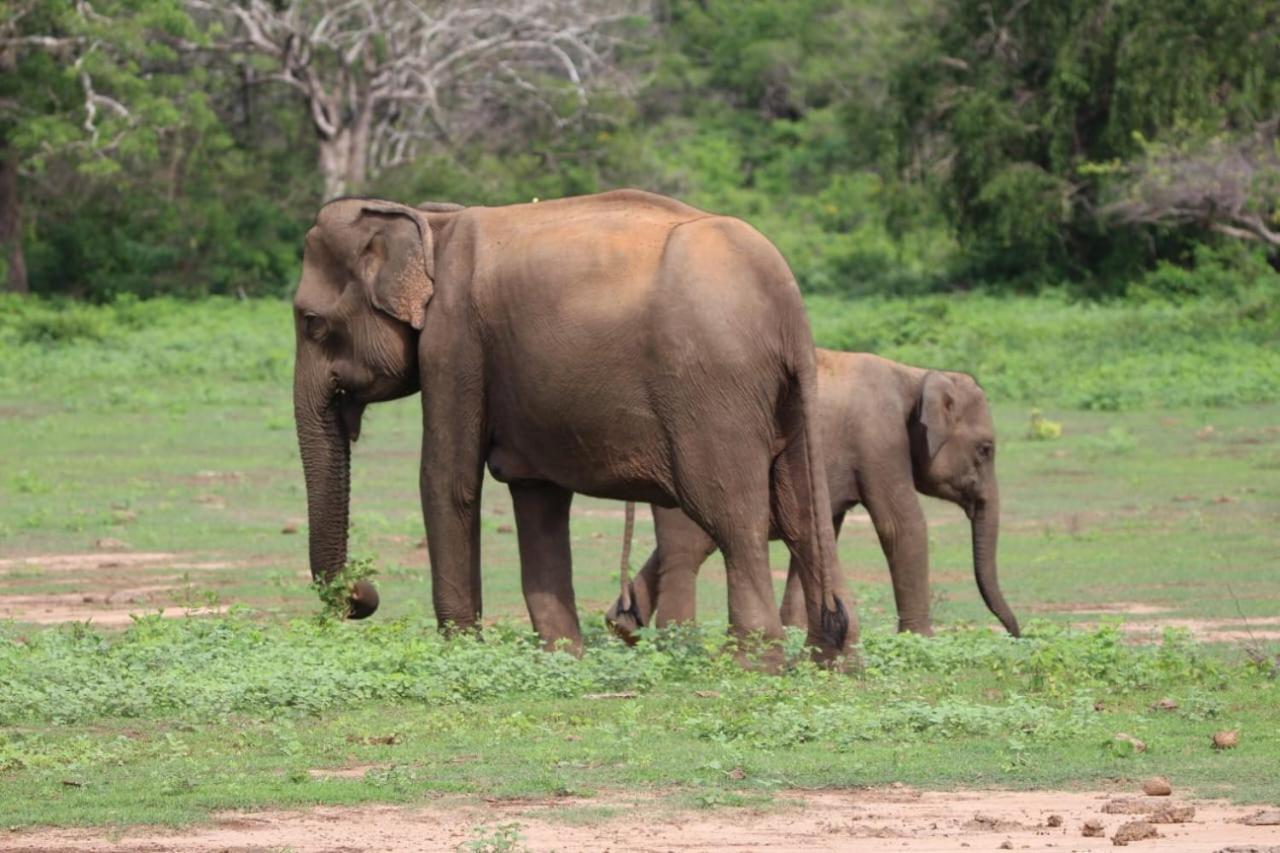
[910,371,1020,636]
[292,199,435,618]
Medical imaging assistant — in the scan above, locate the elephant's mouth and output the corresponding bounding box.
[335,392,367,443]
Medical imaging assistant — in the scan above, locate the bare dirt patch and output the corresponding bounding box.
[9,787,1279,852]
[1065,615,1280,643]
[0,552,238,625]
[1038,601,1172,616]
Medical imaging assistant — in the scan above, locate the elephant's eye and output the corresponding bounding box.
[978,442,994,461]
[303,312,329,342]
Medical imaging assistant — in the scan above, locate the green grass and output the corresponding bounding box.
[1,293,1278,827]
[1,618,1276,826]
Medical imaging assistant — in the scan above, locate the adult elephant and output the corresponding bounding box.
[292,189,854,664]
[607,350,1020,639]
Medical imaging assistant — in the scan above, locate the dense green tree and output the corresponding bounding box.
[892,0,1280,289]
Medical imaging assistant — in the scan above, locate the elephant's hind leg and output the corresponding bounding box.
[780,511,848,628]
[510,481,582,654]
[670,441,782,670]
[770,421,858,661]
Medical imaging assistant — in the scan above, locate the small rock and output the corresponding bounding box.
[1240,810,1280,826]
[1149,804,1195,824]
[1212,730,1239,750]
[727,767,746,780]
[1082,819,1106,837]
[496,523,514,534]
[1046,815,1063,828]
[280,522,299,535]
[94,537,128,551]
[112,509,138,524]
[1150,698,1178,711]
[1142,777,1171,796]
[999,841,1013,850]
[82,595,96,604]
[1094,700,1107,712]
[1111,820,1159,845]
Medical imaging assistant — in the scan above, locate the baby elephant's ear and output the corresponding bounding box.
[918,371,958,459]
[357,204,434,330]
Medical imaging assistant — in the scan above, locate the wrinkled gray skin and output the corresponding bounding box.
[607,350,1019,639]
[292,189,855,666]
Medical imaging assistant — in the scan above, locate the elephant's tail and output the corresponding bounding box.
[770,359,856,658]
[611,501,644,630]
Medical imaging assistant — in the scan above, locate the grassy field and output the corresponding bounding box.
[1,295,1278,830]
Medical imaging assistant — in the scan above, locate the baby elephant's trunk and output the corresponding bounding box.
[971,487,1020,637]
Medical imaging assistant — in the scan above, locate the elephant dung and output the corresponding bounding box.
[1141,776,1172,796]
[1240,810,1280,826]
[1112,820,1159,846]
[1213,730,1240,749]
[1082,819,1106,837]
[1102,797,1194,822]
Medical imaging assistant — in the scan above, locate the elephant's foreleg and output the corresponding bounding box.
[510,481,582,654]
[864,484,932,635]
[420,349,487,634]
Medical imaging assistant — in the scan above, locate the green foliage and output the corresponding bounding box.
[1026,409,1063,441]
[457,823,529,853]
[312,558,379,621]
[2,292,1276,412]
[5,0,1278,299]
[807,289,1280,410]
[892,0,1280,289]
[0,615,1245,729]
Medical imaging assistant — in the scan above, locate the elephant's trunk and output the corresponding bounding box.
[294,363,378,618]
[971,486,1019,637]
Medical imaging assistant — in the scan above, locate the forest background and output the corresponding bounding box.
[1,0,1277,303]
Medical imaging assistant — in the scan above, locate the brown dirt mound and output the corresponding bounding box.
[8,787,1278,852]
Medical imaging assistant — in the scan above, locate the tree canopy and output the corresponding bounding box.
[3,0,1277,299]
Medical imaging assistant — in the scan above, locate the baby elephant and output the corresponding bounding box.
[607,350,1020,639]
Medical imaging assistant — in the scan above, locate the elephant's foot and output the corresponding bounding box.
[731,631,785,674]
[896,618,934,636]
[604,582,646,646]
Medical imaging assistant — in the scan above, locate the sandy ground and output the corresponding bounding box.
[0,552,241,625]
[7,788,1280,852]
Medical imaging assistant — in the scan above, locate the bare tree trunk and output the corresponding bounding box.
[317,118,372,201]
[0,137,28,295]
[346,102,372,195]
[318,130,350,200]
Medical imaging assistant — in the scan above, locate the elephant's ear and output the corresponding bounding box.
[357,204,434,330]
[918,371,957,459]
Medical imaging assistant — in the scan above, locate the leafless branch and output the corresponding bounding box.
[1101,130,1280,248]
[184,0,645,195]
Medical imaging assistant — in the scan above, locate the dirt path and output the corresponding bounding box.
[9,787,1279,852]
[0,552,244,625]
